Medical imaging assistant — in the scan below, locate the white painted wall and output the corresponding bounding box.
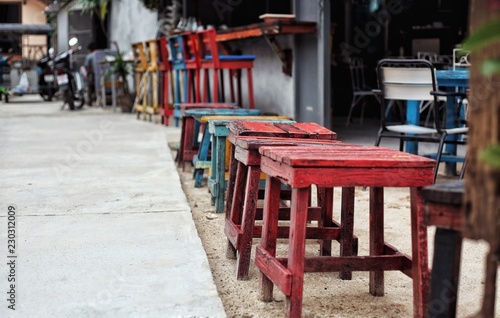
[56,6,69,52]
[235,38,294,117]
[109,0,158,54]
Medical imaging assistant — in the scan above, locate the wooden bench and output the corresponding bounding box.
[225,135,359,280]
[256,146,435,317]
[207,116,294,213]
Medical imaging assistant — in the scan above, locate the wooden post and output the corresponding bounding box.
[464,1,500,316]
[464,1,500,251]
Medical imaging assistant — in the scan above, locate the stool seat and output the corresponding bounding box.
[421,180,464,205]
[228,121,338,140]
[256,146,435,317]
[205,55,256,61]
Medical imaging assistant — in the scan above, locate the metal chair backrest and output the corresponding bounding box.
[377,59,437,101]
[376,59,443,130]
[348,57,369,91]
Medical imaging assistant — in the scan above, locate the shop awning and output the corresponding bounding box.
[0,24,53,35]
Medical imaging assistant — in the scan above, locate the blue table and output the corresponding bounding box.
[405,69,469,175]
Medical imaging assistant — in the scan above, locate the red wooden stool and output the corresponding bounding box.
[256,146,435,317]
[225,121,337,213]
[196,29,256,108]
[156,37,173,125]
[176,103,237,170]
[225,135,360,281]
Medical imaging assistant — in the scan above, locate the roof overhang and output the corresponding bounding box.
[0,24,53,35]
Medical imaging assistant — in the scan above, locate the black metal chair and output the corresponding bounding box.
[374,59,468,182]
[345,57,381,126]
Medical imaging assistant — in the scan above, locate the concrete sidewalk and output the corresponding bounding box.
[0,96,225,317]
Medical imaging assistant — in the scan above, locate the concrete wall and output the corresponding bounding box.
[109,0,158,54]
[294,0,331,127]
[56,6,69,52]
[227,38,294,116]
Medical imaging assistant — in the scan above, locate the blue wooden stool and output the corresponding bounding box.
[207,116,294,213]
[184,108,261,188]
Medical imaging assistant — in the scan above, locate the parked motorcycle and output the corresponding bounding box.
[54,37,84,110]
[36,48,57,101]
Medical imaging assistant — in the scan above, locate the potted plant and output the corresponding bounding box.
[103,52,135,112]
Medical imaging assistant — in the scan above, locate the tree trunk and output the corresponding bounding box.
[464,0,500,255]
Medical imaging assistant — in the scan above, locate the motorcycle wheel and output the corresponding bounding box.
[65,89,75,110]
[74,92,84,110]
[40,92,53,102]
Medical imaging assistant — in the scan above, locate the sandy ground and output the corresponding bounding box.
[171,148,499,318]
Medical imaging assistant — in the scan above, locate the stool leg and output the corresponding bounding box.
[369,187,384,296]
[194,125,211,188]
[213,68,219,103]
[319,187,333,256]
[214,136,227,213]
[237,165,261,280]
[229,70,236,104]
[209,135,221,206]
[237,69,242,107]
[177,116,187,167]
[225,145,238,215]
[410,187,430,318]
[247,68,255,109]
[480,249,498,317]
[182,117,196,171]
[285,187,309,317]
[259,176,282,302]
[225,160,247,260]
[219,70,226,102]
[340,187,355,280]
[427,228,462,318]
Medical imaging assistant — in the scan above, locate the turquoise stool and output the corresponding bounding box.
[184,108,261,188]
[207,116,294,213]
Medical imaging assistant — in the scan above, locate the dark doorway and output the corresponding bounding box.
[0,3,21,54]
[186,0,292,27]
[331,0,469,119]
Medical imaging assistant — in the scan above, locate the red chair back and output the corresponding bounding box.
[197,28,220,68]
[156,37,170,71]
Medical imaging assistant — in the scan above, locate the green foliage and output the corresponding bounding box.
[77,0,110,22]
[462,19,500,52]
[482,59,500,76]
[481,145,500,169]
[106,52,130,78]
[462,19,500,77]
[138,0,165,12]
[0,86,8,94]
[104,52,131,95]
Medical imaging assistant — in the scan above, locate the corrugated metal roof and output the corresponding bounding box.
[0,24,53,35]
